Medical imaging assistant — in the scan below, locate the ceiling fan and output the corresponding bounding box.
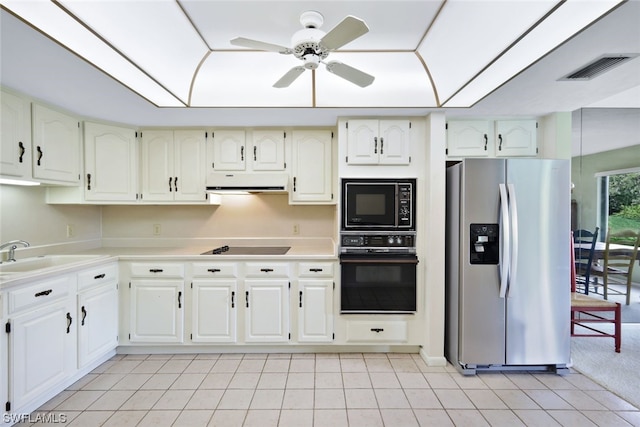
[230,10,374,88]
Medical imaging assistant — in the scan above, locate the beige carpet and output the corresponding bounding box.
[571,323,640,409]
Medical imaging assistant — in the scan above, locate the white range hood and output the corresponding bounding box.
[206,173,289,193]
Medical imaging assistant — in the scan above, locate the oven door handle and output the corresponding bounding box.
[339,258,418,264]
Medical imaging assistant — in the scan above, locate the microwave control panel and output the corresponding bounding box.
[397,182,414,227]
[340,233,416,253]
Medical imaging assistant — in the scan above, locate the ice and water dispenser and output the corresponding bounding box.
[470,223,499,264]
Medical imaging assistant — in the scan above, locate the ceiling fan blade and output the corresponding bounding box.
[273,66,306,88]
[325,61,374,87]
[230,37,291,54]
[320,16,369,50]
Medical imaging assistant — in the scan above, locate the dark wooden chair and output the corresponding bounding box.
[573,227,599,295]
[570,231,621,352]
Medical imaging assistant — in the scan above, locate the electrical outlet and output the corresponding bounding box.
[293,224,300,235]
[66,224,74,238]
[153,224,161,235]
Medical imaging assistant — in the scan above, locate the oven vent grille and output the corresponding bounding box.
[560,54,638,81]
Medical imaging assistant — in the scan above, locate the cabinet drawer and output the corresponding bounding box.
[8,275,73,314]
[346,320,407,343]
[245,262,289,277]
[298,262,334,277]
[78,263,118,291]
[192,262,237,278]
[128,262,184,278]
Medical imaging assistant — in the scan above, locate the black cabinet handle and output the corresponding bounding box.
[498,134,503,151]
[309,268,323,273]
[260,268,274,273]
[94,273,106,279]
[81,306,87,326]
[149,269,163,273]
[293,177,297,192]
[373,137,378,154]
[207,268,221,273]
[66,312,73,334]
[174,176,178,192]
[18,141,25,163]
[36,146,43,166]
[87,173,91,190]
[299,291,303,308]
[483,134,488,151]
[240,146,244,161]
[245,291,249,308]
[380,137,384,154]
[371,328,384,333]
[169,177,173,192]
[178,291,182,309]
[35,289,52,297]
[231,291,235,308]
[253,146,257,161]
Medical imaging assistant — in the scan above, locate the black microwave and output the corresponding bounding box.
[341,178,416,230]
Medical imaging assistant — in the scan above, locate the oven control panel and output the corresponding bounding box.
[340,233,415,253]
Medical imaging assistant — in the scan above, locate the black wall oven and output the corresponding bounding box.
[340,252,418,314]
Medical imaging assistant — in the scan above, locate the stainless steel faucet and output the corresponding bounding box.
[0,240,30,262]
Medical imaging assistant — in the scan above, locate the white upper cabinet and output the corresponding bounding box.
[210,129,285,172]
[84,122,138,201]
[347,119,411,165]
[0,89,32,179]
[252,130,286,171]
[290,130,333,204]
[31,103,80,184]
[494,120,538,157]
[141,129,207,202]
[447,119,537,158]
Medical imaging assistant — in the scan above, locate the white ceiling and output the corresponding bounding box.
[0,1,639,155]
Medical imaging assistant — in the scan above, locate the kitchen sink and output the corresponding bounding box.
[0,255,106,274]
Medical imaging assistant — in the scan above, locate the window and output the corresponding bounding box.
[596,167,640,239]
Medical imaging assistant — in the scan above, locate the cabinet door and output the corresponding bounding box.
[84,122,138,201]
[291,130,333,203]
[346,120,379,164]
[192,280,237,343]
[252,130,285,171]
[141,130,174,201]
[129,279,184,343]
[495,120,538,157]
[0,90,31,178]
[212,130,246,171]
[245,279,289,342]
[31,104,80,183]
[78,281,118,369]
[379,120,411,164]
[298,279,333,342]
[174,130,206,201]
[446,120,491,157]
[9,299,76,410]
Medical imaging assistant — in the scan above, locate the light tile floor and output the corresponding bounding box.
[28,352,640,427]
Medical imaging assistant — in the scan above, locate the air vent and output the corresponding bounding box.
[560,54,639,81]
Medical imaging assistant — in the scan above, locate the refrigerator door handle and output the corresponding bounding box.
[507,183,519,298]
[499,183,510,299]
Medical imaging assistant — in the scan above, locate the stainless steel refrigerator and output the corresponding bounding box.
[445,158,571,375]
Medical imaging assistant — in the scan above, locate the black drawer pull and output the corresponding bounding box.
[18,141,25,163]
[94,273,106,279]
[149,269,164,273]
[309,268,323,272]
[35,289,52,297]
[66,312,73,334]
[299,291,303,308]
[260,268,274,273]
[178,291,182,309]
[371,328,384,333]
[207,268,221,273]
[87,173,91,190]
[245,291,249,308]
[231,291,235,308]
[36,145,43,166]
[81,306,87,326]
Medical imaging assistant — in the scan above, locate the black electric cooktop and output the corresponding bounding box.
[201,246,291,255]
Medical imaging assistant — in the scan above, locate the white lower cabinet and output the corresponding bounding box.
[298,279,333,342]
[245,279,289,342]
[77,281,118,369]
[129,279,184,343]
[191,280,237,343]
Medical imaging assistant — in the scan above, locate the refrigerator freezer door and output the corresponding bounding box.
[458,159,507,365]
[505,159,571,365]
